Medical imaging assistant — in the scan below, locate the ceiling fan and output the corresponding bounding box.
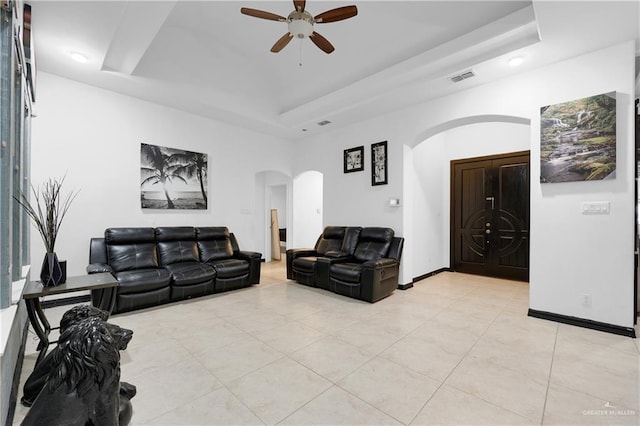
[240,0,357,54]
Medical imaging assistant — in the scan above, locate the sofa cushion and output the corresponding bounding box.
[105,227,159,273]
[342,227,363,254]
[198,240,234,262]
[208,258,249,278]
[164,262,216,286]
[316,226,346,255]
[108,243,159,273]
[157,241,199,265]
[353,227,394,262]
[292,256,318,273]
[329,262,362,283]
[196,227,234,261]
[155,227,199,265]
[155,226,196,241]
[106,227,155,244]
[114,268,171,295]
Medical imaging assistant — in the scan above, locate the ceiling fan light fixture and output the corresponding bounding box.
[288,11,314,38]
[241,1,357,54]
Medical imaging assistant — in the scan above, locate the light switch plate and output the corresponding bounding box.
[582,201,610,214]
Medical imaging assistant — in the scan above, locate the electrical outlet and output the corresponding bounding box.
[581,294,592,307]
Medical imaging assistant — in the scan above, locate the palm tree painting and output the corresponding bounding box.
[140,143,208,209]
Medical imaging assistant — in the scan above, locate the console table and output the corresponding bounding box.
[22,273,118,366]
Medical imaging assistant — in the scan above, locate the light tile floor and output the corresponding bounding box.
[13,261,640,425]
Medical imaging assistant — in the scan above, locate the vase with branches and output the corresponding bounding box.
[14,176,79,286]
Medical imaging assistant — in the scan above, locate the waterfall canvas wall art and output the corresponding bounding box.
[140,143,208,209]
[540,92,616,183]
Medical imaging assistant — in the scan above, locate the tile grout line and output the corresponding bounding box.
[334,381,409,425]
[276,309,434,425]
[404,286,510,425]
[402,286,534,424]
[219,376,268,426]
[539,322,560,426]
[137,343,222,425]
[198,337,280,426]
[275,384,335,425]
[426,307,544,424]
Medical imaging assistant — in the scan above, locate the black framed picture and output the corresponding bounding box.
[371,141,388,185]
[344,145,364,173]
[140,143,208,210]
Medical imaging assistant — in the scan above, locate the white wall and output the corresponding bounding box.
[271,185,287,227]
[527,44,635,328]
[31,72,294,276]
[295,41,637,328]
[292,171,323,248]
[294,129,404,234]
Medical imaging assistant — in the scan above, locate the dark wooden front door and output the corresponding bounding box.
[451,151,530,281]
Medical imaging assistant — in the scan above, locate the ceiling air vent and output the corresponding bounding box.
[317,120,332,126]
[450,70,476,83]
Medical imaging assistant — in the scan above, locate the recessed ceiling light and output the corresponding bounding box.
[508,56,524,67]
[70,52,88,63]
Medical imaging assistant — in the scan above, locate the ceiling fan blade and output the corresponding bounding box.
[240,7,286,22]
[310,31,335,54]
[293,0,305,12]
[314,5,357,23]
[271,33,293,53]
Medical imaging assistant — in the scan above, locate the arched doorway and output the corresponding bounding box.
[407,115,531,281]
[254,171,291,262]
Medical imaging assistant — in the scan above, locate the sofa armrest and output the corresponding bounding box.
[87,263,113,274]
[315,257,331,289]
[323,250,351,259]
[89,237,108,264]
[362,258,398,268]
[360,258,400,302]
[285,248,317,279]
[286,248,316,257]
[236,250,262,284]
[236,250,261,261]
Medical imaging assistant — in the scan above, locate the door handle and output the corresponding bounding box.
[486,196,495,209]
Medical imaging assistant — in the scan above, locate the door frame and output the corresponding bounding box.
[635,98,638,321]
[449,150,531,280]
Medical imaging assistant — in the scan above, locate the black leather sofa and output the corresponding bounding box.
[88,226,261,314]
[286,226,404,302]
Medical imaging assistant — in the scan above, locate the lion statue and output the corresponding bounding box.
[21,316,132,426]
[21,305,109,407]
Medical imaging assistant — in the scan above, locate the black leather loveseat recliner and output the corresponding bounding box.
[88,226,261,314]
[286,226,404,303]
[286,226,361,287]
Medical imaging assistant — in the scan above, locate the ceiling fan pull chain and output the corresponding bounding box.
[299,39,303,67]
